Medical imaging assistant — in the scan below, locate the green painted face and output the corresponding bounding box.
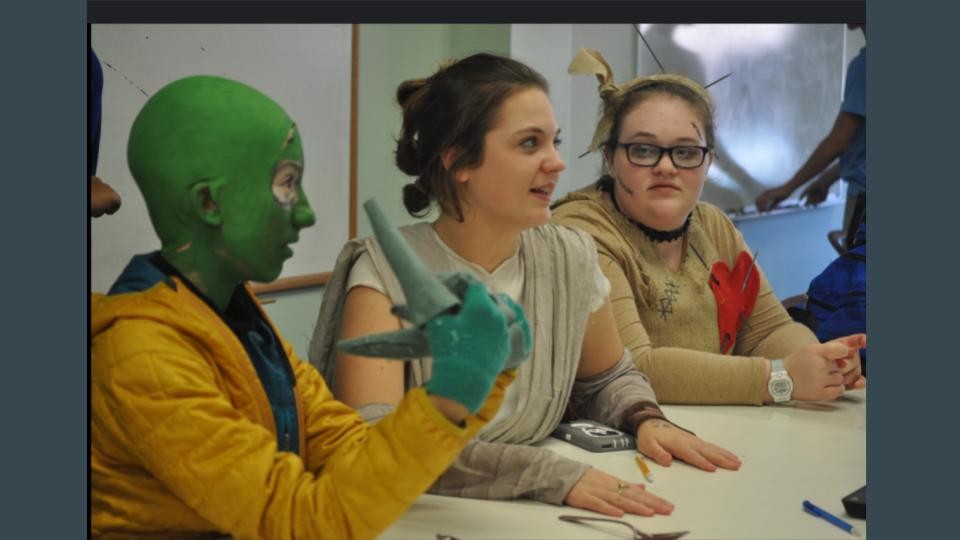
[214,122,317,283]
[128,76,316,293]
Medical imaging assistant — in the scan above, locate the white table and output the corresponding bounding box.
[381,390,866,539]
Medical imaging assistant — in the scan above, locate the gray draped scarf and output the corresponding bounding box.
[309,224,659,503]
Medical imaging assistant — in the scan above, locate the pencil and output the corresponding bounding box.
[635,453,653,483]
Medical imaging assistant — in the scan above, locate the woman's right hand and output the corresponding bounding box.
[780,335,866,402]
[563,467,673,518]
[829,334,867,389]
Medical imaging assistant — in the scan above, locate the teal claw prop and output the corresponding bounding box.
[337,199,531,368]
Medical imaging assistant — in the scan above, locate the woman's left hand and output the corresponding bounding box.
[636,419,742,472]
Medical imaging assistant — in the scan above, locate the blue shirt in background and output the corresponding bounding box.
[839,47,866,197]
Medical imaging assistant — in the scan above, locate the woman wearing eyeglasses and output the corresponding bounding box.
[552,49,866,406]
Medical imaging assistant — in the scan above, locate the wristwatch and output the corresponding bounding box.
[768,359,794,403]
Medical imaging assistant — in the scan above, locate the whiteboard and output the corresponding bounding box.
[91,24,352,293]
[635,24,846,212]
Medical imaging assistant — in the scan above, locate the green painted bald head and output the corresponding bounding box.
[128,76,316,308]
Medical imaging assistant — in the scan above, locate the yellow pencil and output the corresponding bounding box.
[635,453,654,483]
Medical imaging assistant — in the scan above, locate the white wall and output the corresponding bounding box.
[510,24,638,198]
[568,25,638,193]
[509,25,575,196]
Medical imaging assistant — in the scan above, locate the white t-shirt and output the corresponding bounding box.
[345,222,611,432]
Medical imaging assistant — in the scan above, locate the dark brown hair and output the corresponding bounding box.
[395,53,548,220]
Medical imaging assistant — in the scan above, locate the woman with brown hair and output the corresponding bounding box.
[311,52,740,519]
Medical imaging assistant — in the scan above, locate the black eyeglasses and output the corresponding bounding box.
[616,142,711,169]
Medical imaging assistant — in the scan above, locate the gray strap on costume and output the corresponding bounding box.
[568,348,659,432]
[358,402,590,504]
[308,240,366,384]
[427,439,590,504]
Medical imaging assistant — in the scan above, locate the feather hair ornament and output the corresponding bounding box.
[569,25,732,156]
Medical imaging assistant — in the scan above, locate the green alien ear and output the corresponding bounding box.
[126,75,305,308]
[128,75,297,248]
[188,181,224,228]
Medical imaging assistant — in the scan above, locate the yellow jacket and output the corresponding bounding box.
[91,277,511,539]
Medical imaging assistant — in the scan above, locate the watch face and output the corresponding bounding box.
[771,379,791,396]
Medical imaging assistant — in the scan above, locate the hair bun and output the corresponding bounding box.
[396,78,428,109]
[395,77,432,176]
[402,182,430,215]
[394,136,421,176]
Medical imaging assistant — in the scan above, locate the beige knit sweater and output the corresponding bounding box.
[552,183,818,405]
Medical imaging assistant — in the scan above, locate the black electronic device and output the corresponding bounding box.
[842,485,866,519]
[550,420,636,452]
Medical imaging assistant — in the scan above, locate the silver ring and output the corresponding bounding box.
[617,482,629,495]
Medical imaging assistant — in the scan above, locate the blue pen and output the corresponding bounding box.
[803,500,862,537]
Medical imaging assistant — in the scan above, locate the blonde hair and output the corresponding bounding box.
[568,48,716,155]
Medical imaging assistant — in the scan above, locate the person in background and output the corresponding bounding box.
[89,47,122,217]
[552,48,865,406]
[311,53,740,520]
[755,23,866,248]
[91,75,521,539]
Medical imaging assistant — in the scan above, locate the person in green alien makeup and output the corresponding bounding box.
[124,74,316,308]
[90,75,521,539]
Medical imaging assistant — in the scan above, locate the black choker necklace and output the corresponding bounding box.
[629,214,691,243]
[607,182,691,243]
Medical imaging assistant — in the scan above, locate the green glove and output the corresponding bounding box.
[494,293,532,371]
[425,280,510,413]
